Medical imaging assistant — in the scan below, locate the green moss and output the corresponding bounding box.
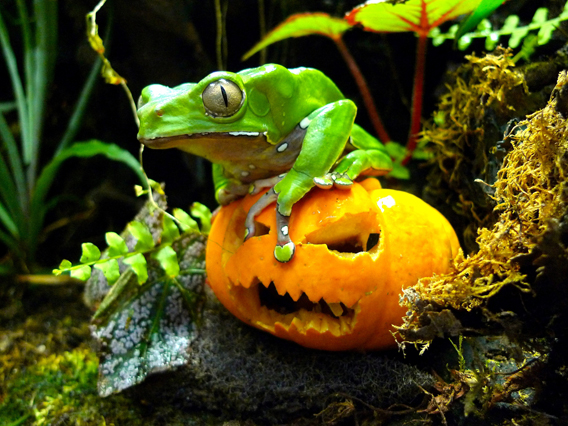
[1,345,144,426]
[0,286,144,425]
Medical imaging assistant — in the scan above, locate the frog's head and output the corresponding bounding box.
[137,71,262,148]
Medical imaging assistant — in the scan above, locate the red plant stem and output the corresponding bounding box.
[334,37,391,143]
[403,34,428,165]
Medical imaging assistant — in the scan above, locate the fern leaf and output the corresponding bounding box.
[431,3,568,51]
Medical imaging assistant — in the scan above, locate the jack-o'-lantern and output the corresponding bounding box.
[206,179,460,351]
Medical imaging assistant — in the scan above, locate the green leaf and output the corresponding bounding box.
[106,232,129,257]
[509,26,529,49]
[161,214,180,244]
[80,242,101,263]
[501,15,519,32]
[128,221,154,251]
[458,34,473,50]
[453,0,506,41]
[537,21,556,46]
[152,246,180,278]
[123,253,148,284]
[384,141,407,162]
[190,202,212,233]
[71,265,92,281]
[388,162,410,180]
[58,259,73,270]
[53,258,73,275]
[384,142,411,180]
[173,208,199,233]
[242,13,351,60]
[94,259,120,285]
[532,7,548,25]
[345,0,481,36]
[91,233,207,397]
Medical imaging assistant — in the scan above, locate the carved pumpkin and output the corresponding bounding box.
[206,179,460,351]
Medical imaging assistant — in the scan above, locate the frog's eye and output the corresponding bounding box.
[202,79,244,117]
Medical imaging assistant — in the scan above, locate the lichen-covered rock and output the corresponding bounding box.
[129,291,434,423]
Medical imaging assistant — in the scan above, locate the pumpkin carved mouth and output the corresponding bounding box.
[258,282,355,318]
[229,275,360,337]
[226,231,381,337]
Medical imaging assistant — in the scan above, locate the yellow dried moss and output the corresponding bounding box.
[399,69,568,340]
[422,49,530,248]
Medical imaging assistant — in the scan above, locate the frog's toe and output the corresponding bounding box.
[333,174,353,189]
[244,188,278,241]
[313,174,334,189]
[274,241,295,263]
[250,174,286,195]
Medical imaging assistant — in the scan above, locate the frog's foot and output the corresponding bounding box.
[313,172,353,190]
[250,174,286,195]
[243,188,295,262]
[244,188,278,241]
[274,210,295,263]
[216,182,251,205]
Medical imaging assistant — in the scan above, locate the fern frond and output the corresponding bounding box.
[430,3,568,51]
[53,204,210,284]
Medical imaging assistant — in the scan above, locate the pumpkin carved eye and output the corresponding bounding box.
[202,79,243,117]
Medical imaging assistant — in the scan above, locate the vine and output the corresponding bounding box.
[430,4,568,53]
[53,180,211,285]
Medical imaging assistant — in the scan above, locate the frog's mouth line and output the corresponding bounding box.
[139,132,263,149]
[229,277,359,337]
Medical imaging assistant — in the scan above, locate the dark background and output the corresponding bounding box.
[0,0,558,268]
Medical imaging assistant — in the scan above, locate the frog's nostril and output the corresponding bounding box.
[155,108,164,117]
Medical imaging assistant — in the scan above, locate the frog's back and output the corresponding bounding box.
[239,64,345,114]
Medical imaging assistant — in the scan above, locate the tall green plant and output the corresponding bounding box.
[0,1,144,273]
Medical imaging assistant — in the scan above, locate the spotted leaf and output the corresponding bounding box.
[91,232,207,397]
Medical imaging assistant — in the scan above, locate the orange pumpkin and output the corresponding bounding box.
[206,179,460,351]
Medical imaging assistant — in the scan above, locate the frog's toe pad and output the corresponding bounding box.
[313,175,334,189]
[274,242,295,263]
[333,175,353,189]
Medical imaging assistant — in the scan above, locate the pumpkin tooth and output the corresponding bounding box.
[291,316,306,332]
[327,302,344,317]
[339,315,351,334]
[297,308,310,324]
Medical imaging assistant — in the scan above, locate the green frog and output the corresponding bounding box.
[137,64,392,262]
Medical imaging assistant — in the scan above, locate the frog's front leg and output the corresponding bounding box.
[313,124,393,189]
[269,99,357,262]
[333,123,392,180]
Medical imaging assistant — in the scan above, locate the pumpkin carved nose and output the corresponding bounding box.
[206,179,460,351]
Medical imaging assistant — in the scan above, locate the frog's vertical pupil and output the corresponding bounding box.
[202,78,243,117]
[220,85,229,108]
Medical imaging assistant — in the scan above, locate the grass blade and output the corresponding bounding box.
[57,57,102,154]
[0,7,30,164]
[16,0,35,166]
[0,200,19,238]
[0,112,26,212]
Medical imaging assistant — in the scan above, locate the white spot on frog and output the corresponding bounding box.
[300,116,311,129]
